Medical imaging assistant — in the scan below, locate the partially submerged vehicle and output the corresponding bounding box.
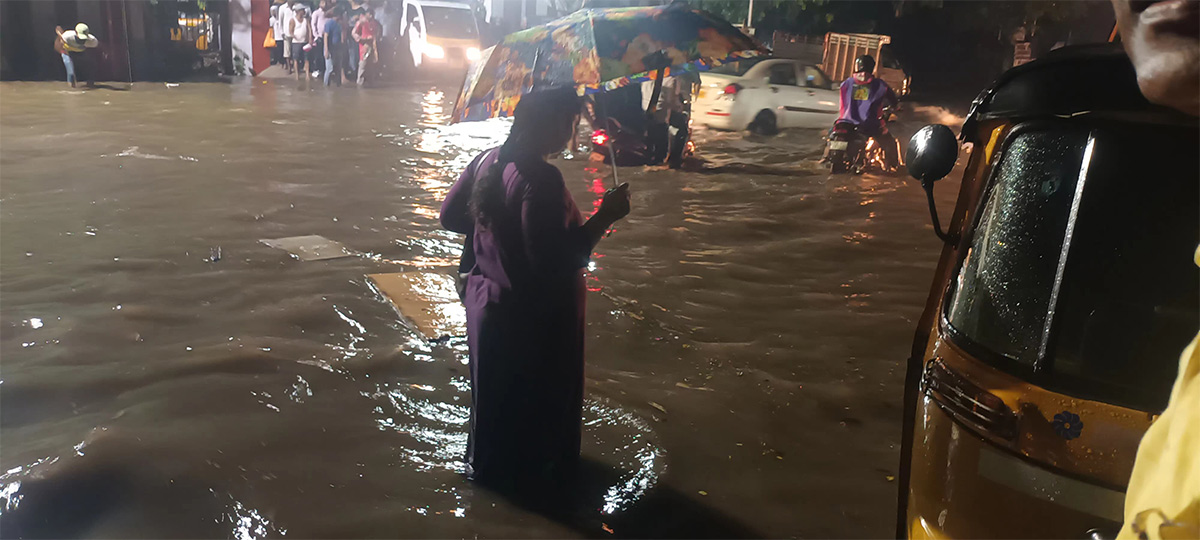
[692,57,839,134]
[897,44,1198,538]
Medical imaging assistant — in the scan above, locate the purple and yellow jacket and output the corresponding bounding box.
[838,75,898,131]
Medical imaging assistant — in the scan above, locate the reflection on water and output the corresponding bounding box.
[219,493,285,539]
[585,398,664,515]
[1,457,60,516]
[370,381,470,473]
[0,80,959,538]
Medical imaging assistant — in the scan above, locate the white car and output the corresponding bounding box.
[693,58,841,134]
[400,0,482,71]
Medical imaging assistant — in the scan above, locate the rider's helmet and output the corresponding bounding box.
[854,55,876,74]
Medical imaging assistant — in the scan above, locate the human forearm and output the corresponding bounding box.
[583,182,630,248]
[581,209,621,250]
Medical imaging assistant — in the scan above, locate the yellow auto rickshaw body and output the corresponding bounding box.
[896,44,1199,538]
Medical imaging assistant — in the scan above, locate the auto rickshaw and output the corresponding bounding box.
[895,43,1199,538]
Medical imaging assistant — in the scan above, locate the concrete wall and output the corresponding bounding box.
[228,0,272,75]
[231,0,254,74]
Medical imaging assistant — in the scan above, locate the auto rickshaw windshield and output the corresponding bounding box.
[944,120,1199,412]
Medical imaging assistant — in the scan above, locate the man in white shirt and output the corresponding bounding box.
[270,4,285,66]
[54,23,99,88]
[310,0,330,79]
[279,0,297,74]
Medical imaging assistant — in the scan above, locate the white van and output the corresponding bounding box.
[399,0,482,71]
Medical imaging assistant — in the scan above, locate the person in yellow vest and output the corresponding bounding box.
[1110,0,1199,538]
[54,23,99,88]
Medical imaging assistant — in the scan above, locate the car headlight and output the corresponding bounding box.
[466,47,482,62]
[423,43,445,59]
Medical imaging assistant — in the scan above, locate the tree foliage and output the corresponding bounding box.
[687,0,829,27]
[896,0,1093,37]
[687,0,1095,39]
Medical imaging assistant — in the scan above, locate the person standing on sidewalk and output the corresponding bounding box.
[322,8,345,87]
[268,4,284,66]
[345,2,366,80]
[343,13,358,81]
[54,23,98,88]
[352,9,382,86]
[279,0,297,74]
[289,6,312,83]
[309,0,330,80]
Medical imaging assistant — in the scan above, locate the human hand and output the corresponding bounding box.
[597,183,631,223]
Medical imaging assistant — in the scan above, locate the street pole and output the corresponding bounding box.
[123,0,133,89]
[746,0,753,29]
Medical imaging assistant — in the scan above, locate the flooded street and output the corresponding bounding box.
[1,80,961,538]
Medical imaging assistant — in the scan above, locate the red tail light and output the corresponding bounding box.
[922,359,1017,441]
[591,129,608,146]
[723,83,742,95]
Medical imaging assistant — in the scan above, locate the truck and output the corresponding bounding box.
[821,32,910,96]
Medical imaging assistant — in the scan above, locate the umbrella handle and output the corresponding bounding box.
[604,132,618,237]
[606,127,620,187]
[593,97,621,189]
[593,97,620,237]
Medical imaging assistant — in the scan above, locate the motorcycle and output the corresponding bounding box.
[826,107,900,174]
[590,117,654,166]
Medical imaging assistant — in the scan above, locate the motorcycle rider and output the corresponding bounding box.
[834,55,900,170]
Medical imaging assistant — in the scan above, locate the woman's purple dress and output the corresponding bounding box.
[440,148,591,482]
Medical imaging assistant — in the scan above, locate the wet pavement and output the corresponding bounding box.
[0,79,963,538]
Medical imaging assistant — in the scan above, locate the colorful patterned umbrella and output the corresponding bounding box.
[450,4,768,123]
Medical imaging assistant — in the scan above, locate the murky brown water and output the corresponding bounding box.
[0,80,961,538]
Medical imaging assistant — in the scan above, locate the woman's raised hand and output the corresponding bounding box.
[598,183,631,223]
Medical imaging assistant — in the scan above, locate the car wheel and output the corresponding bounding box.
[748,110,777,135]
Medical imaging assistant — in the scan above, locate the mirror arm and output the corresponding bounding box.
[921,177,956,245]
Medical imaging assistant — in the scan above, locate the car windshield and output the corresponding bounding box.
[710,57,767,76]
[423,6,476,39]
[945,123,1199,412]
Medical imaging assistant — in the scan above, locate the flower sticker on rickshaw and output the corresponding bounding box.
[1052,411,1084,440]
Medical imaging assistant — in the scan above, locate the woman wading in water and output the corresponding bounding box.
[440,88,631,488]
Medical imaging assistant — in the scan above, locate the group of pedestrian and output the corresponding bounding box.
[268,0,383,87]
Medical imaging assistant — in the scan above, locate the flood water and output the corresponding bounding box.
[0,80,962,538]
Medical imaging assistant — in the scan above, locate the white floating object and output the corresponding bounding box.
[260,235,353,261]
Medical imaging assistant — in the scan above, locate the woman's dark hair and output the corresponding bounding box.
[470,87,581,226]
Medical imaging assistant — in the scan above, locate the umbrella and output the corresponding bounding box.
[450,4,768,124]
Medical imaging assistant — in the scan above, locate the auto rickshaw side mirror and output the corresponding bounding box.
[907,124,957,182]
[906,124,959,244]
